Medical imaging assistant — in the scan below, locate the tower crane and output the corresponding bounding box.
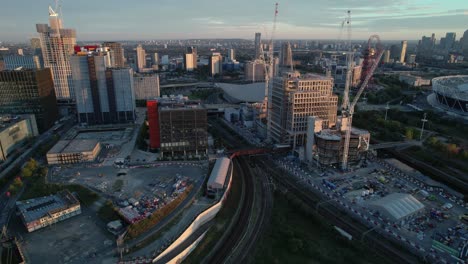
[341,10,352,112]
[341,35,384,171]
[260,2,278,141]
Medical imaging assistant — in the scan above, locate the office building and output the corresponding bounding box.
[102,42,125,67]
[133,74,160,100]
[70,49,136,124]
[161,55,169,65]
[147,96,208,158]
[400,40,407,63]
[36,6,76,103]
[0,69,58,132]
[209,52,222,76]
[17,190,81,232]
[280,42,293,67]
[254,32,262,59]
[135,44,146,72]
[46,139,101,164]
[3,55,41,70]
[406,54,417,64]
[0,115,39,161]
[268,71,338,148]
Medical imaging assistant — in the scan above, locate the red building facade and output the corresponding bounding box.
[147,100,160,149]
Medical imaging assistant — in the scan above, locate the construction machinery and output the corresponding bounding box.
[341,35,384,171]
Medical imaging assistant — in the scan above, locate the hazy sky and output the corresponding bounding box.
[1,0,467,42]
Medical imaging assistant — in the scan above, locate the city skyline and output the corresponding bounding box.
[0,0,467,42]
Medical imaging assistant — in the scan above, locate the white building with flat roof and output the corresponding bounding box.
[46,139,101,164]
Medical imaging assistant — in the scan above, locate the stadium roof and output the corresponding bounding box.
[432,75,468,101]
[207,157,231,190]
[369,193,424,221]
[216,82,265,103]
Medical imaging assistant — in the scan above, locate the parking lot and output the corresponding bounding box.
[20,208,116,264]
[276,155,467,263]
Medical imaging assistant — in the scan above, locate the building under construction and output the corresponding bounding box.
[314,127,370,166]
[268,71,338,148]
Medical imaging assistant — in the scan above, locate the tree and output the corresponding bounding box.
[405,128,414,140]
[22,167,33,178]
[446,144,459,157]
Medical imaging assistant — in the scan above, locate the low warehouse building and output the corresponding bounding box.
[369,193,425,222]
[16,190,81,232]
[46,139,101,164]
[207,157,232,197]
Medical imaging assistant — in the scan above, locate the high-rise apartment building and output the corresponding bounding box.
[0,69,58,131]
[102,42,125,67]
[70,49,135,124]
[3,55,41,70]
[383,50,391,63]
[209,53,222,76]
[280,42,293,67]
[135,44,146,72]
[444,32,456,50]
[462,30,468,56]
[254,32,262,59]
[151,53,159,70]
[133,74,160,100]
[400,40,407,63]
[185,47,197,69]
[184,53,195,71]
[244,60,265,82]
[36,6,76,103]
[268,72,338,148]
[227,49,235,62]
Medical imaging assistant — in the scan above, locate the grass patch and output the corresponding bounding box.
[113,179,124,192]
[184,165,241,263]
[21,174,99,206]
[253,191,392,264]
[98,200,121,223]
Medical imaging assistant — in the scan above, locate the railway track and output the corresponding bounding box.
[207,156,254,264]
[256,157,422,264]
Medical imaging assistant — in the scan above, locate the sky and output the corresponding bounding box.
[0,0,467,42]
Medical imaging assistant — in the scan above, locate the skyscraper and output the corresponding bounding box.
[186,47,197,69]
[135,44,146,72]
[254,32,262,59]
[133,74,160,100]
[102,42,125,67]
[184,53,195,71]
[280,42,293,67]
[0,69,58,131]
[209,53,223,76]
[36,6,76,104]
[400,40,407,63]
[70,48,135,124]
[227,49,235,62]
[461,29,468,56]
[4,55,41,70]
[444,32,456,50]
[383,50,391,63]
[151,53,159,70]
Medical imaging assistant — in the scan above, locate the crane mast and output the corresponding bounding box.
[265,2,279,141]
[341,45,384,171]
[341,10,352,112]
